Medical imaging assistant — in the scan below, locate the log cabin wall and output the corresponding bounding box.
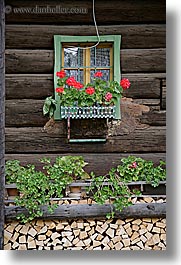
[5,0,166,173]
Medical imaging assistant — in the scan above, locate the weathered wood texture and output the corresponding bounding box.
[5,99,166,127]
[5,126,166,153]
[5,203,166,222]
[5,0,166,24]
[4,0,166,174]
[5,49,166,74]
[5,99,49,127]
[5,73,165,100]
[5,24,166,49]
[161,79,166,109]
[139,111,166,126]
[5,153,166,176]
[0,0,5,250]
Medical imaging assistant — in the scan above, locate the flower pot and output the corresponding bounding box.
[5,184,19,197]
[68,185,82,199]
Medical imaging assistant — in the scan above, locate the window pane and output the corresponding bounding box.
[64,48,83,68]
[65,69,83,83]
[90,69,110,82]
[91,48,110,67]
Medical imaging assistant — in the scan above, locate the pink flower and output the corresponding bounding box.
[120,78,131,90]
[56,70,66,78]
[56,87,64,93]
[130,162,137,169]
[105,92,113,102]
[94,71,103,78]
[85,87,95,95]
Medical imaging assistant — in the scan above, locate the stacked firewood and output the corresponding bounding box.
[4,216,166,250]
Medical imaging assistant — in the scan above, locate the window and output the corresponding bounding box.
[62,43,113,84]
[54,35,121,120]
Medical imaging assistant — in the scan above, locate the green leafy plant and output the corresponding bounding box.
[40,156,90,182]
[5,156,90,223]
[88,156,166,218]
[43,70,131,117]
[15,164,56,223]
[116,156,166,187]
[43,96,57,118]
[5,160,25,184]
[5,156,166,222]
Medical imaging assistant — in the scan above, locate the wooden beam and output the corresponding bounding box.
[5,126,166,153]
[5,0,166,24]
[0,0,5,250]
[5,203,166,222]
[5,99,49,127]
[5,73,166,100]
[5,24,166,49]
[5,49,166,74]
[140,111,166,126]
[5,99,166,127]
[5,153,166,176]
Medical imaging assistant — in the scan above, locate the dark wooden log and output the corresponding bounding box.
[121,49,166,73]
[6,73,165,100]
[5,0,166,24]
[0,0,5,250]
[5,203,166,222]
[5,153,166,176]
[140,111,166,126]
[5,126,166,153]
[5,49,53,74]
[133,99,161,110]
[6,99,166,127]
[5,74,54,99]
[5,99,49,127]
[5,24,166,49]
[5,49,166,74]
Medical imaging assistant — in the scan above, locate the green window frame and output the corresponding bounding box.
[54,35,121,120]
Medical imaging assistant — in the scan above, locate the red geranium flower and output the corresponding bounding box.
[66,77,77,86]
[85,87,95,95]
[73,82,84,90]
[94,71,103,78]
[56,70,66,78]
[105,92,113,102]
[120,78,131,90]
[56,87,64,93]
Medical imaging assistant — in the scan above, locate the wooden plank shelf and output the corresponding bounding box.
[4,195,167,204]
[5,181,166,191]
[5,181,166,204]
[5,203,166,222]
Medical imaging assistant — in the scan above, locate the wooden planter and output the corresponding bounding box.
[68,182,82,199]
[84,180,166,197]
[5,184,19,197]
